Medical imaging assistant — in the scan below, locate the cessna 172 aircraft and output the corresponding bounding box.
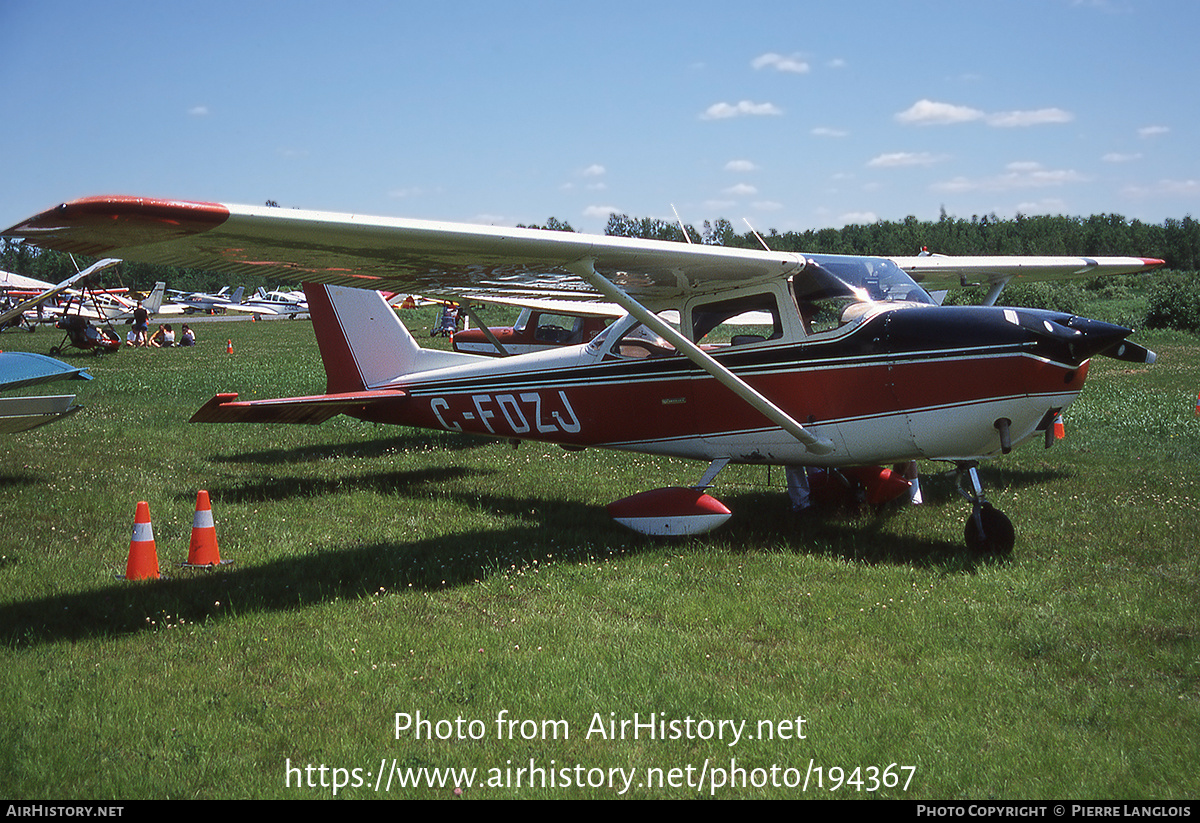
[0,196,1165,552]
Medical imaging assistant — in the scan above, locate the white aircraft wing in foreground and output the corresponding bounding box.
[0,351,93,433]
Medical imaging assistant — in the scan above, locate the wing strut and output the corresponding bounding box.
[568,260,834,456]
[457,302,511,356]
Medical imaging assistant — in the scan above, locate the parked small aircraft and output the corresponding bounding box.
[0,351,93,433]
[170,285,245,314]
[1,196,1165,552]
[227,287,309,318]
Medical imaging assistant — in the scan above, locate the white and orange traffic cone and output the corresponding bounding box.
[122,501,160,580]
[1053,413,1065,440]
[183,490,231,568]
[226,339,233,354]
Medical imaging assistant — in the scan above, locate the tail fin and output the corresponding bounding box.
[144,282,166,314]
[229,286,245,304]
[303,283,478,393]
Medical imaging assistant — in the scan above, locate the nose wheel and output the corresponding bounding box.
[957,463,1015,555]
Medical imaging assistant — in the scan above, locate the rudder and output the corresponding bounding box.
[304,283,477,393]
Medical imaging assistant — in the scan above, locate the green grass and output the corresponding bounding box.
[1,308,1198,799]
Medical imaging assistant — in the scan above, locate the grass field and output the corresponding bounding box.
[1,306,1198,799]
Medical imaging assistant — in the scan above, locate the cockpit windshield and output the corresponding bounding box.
[793,256,934,335]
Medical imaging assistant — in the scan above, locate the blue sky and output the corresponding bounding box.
[2,0,1197,237]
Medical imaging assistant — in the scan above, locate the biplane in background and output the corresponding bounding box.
[1,197,1165,552]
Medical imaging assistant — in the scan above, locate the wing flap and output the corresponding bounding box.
[190,389,407,425]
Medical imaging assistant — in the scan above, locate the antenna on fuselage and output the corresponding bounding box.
[743,218,772,252]
[670,205,693,244]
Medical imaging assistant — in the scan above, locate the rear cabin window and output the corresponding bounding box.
[691,292,782,347]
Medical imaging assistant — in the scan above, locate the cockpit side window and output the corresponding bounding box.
[690,292,782,346]
[593,313,679,361]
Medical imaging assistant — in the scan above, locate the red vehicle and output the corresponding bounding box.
[452,302,614,356]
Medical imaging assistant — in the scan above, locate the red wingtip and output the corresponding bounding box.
[1142,258,1167,269]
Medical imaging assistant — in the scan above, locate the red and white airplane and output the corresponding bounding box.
[1,196,1164,552]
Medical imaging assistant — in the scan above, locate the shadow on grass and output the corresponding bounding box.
[207,432,495,465]
[2,469,1020,649]
[718,489,1006,572]
[180,465,494,505]
[0,511,619,649]
[880,464,1074,507]
[0,470,45,490]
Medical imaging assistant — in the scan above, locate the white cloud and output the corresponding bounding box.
[1138,125,1169,138]
[867,152,947,168]
[752,200,784,211]
[895,99,984,126]
[583,205,619,219]
[388,186,426,198]
[701,100,782,120]
[188,105,210,117]
[1123,179,1199,197]
[896,99,1073,128]
[582,164,606,177]
[1102,152,1142,163]
[725,159,759,172]
[1015,198,1068,215]
[751,52,810,74]
[811,126,848,138]
[724,183,758,196]
[840,211,879,225]
[986,108,1074,127]
[932,162,1088,193]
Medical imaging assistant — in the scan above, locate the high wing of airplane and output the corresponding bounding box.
[1,196,1166,552]
[0,351,93,433]
[1,269,55,293]
[0,258,123,330]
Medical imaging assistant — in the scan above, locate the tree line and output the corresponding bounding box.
[594,211,1200,271]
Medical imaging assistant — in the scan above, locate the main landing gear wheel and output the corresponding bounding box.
[956,462,1015,556]
[964,502,1015,556]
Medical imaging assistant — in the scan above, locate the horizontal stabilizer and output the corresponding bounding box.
[190,389,407,425]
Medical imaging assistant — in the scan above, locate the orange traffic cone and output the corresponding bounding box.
[183,490,231,567]
[123,501,160,580]
[1053,413,1065,439]
[226,339,233,354]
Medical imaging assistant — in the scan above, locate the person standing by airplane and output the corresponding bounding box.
[132,300,149,346]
